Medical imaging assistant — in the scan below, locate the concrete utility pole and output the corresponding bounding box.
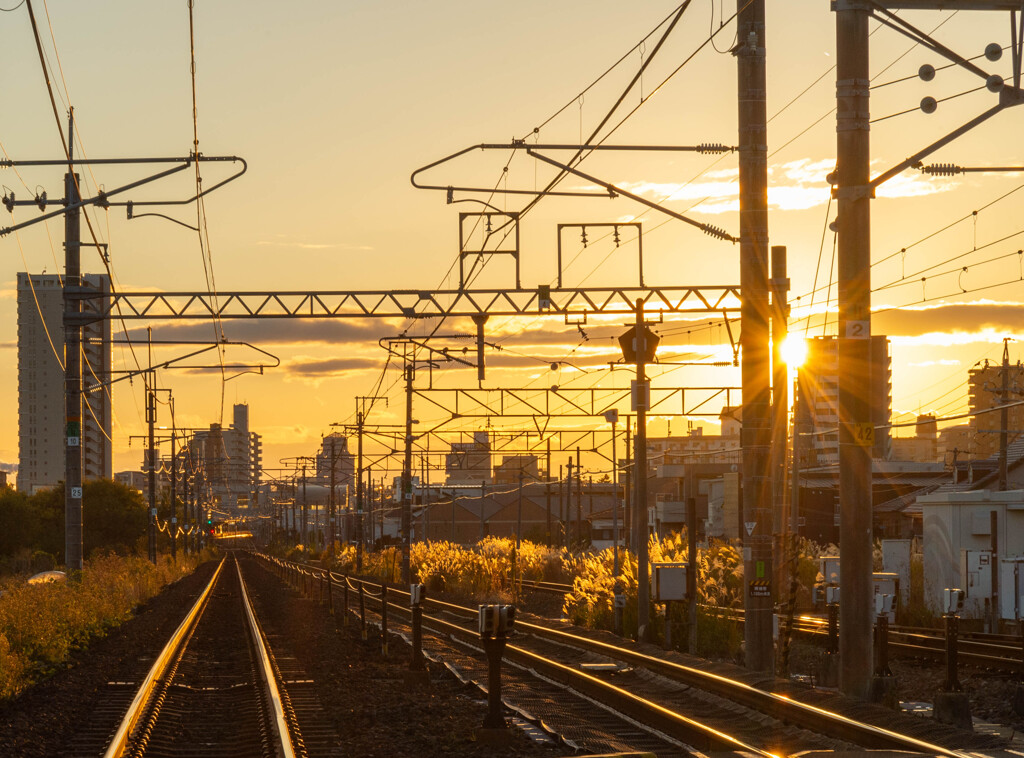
[356,408,365,570]
[737,0,774,673]
[63,111,83,572]
[771,246,789,600]
[634,299,651,641]
[328,436,337,553]
[146,372,157,564]
[401,364,414,584]
[835,0,874,699]
[999,338,1011,491]
[170,412,177,561]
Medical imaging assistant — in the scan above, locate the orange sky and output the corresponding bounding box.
[2,2,1023,479]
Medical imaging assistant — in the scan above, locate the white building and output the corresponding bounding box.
[17,272,111,493]
[919,489,1024,621]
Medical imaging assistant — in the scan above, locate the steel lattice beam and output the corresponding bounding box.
[412,386,740,418]
[71,285,741,323]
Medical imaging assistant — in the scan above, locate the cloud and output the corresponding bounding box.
[873,301,1024,337]
[604,157,955,216]
[256,240,373,251]
[122,318,402,346]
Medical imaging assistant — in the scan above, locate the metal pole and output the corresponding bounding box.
[147,373,157,564]
[515,470,523,599]
[558,464,564,547]
[356,410,364,571]
[401,364,414,584]
[635,299,651,641]
[611,420,619,576]
[170,421,177,561]
[738,0,773,675]
[302,463,308,549]
[999,338,1010,491]
[836,0,874,698]
[771,246,789,597]
[545,439,552,546]
[63,109,84,572]
[625,422,632,552]
[575,447,583,546]
[329,437,336,555]
[612,418,623,636]
[480,478,486,542]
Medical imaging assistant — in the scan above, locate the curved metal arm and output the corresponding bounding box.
[111,156,248,208]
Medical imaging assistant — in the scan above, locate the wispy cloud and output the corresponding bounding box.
[601,158,955,216]
[256,240,373,251]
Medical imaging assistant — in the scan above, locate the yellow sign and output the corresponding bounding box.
[851,423,875,447]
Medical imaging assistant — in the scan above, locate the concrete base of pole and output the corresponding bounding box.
[475,727,512,745]
[933,691,973,730]
[1014,684,1024,716]
[818,651,839,688]
[868,675,899,709]
[402,669,431,687]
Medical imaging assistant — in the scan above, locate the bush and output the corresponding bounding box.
[0,552,205,701]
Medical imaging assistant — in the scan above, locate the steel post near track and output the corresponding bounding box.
[359,584,367,640]
[482,637,509,730]
[342,578,349,626]
[943,613,961,692]
[381,583,389,657]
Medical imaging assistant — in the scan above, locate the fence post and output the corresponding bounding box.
[343,578,349,627]
[381,583,389,657]
[359,583,367,640]
[327,574,334,615]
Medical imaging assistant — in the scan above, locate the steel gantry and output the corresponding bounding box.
[67,285,741,323]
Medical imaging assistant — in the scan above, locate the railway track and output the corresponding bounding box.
[527,580,1024,674]
[261,554,1003,758]
[91,553,339,758]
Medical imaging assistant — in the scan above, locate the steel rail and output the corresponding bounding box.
[306,563,969,758]
[332,571,777,757]
[235,557,298,758]
[102,557,226,758]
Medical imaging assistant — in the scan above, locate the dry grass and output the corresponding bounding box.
[0,552,205,701]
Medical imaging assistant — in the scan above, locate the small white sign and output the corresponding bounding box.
[71,486,82,499]
[845,320,870,339]
[745,521,757,536]
[67,436,80,447]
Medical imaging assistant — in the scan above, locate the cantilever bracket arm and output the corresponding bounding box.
[526,149,738,243]
[867,102,1009,189]
[410,142,735,200]
[85,340,280,393]
[868,2,994,82]
[0,155,246,237]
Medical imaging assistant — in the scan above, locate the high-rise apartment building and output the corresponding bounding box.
[17,272,112,493]
[797,335,892,467]
[181,403,262,511]
[967,358,1024,459]
[316,432,354,488]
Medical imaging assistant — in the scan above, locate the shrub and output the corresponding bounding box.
[0,551,205,701]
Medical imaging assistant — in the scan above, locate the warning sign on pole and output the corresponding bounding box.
[749,579,771,598]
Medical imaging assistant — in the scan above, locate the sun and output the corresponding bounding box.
[780,335,808,367]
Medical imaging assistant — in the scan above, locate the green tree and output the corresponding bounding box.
[0,489,36,557]
[25,479,148,562]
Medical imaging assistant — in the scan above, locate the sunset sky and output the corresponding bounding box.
[2,2,1023,480]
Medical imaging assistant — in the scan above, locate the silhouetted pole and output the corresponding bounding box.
[63,110,84,572]
[634,300,651,641]
[401,364,414,584]
[835,0,874,698]
[738,0,774,674]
